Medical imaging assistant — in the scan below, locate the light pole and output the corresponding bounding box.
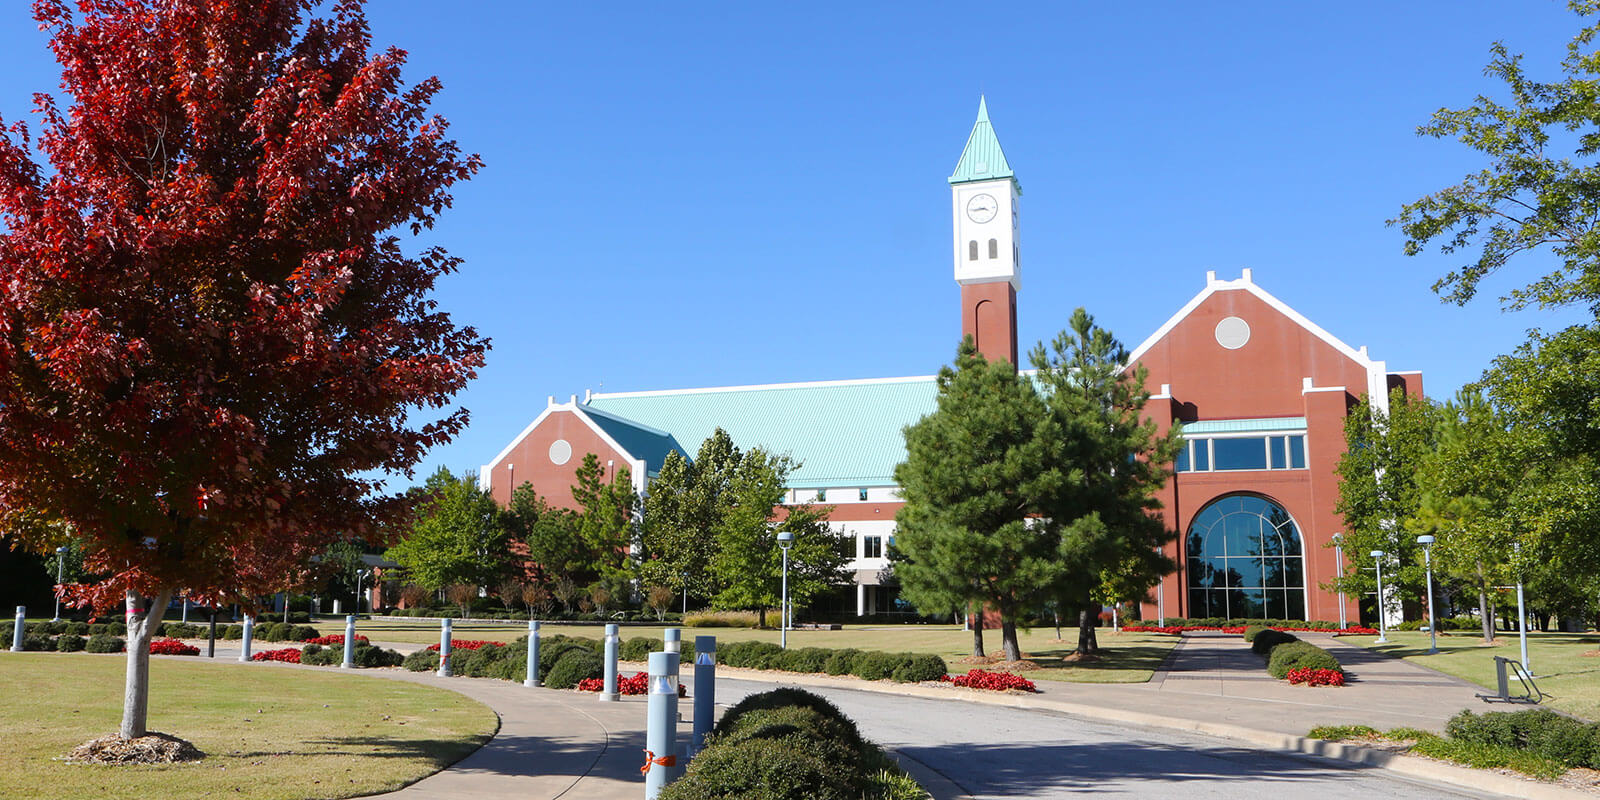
[1371,550,1389,644]
[355,569,371,615]
[52,546,67,622]
[681,571,689,616]
[1332,533,1347,630]
[1514,542,1530,672]
[1417,534,1438,655]
[777,531,793,649]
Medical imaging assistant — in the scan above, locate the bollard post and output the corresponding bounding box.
[524,620,542,687]
[691,635,716,756]
[600,623,620,701]
[342,614,357,668]
[239,615,254,662]
[11,606,24,652]
[437,618,454,677]
[643,651,680,799]
[663,627,681,654]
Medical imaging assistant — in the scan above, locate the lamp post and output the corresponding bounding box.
[355,569,371,615]
[52,546,67,622]
[1332,533,1347,630]
[1416,534,1438,654]
[777,531,793,649]
[1371,550,1389,644]
[1514,542,1530,672]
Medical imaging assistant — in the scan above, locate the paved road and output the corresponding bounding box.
[718,678,1500,800]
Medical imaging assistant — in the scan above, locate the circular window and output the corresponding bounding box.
[548,439,572,466]
[1214,316,1251,350]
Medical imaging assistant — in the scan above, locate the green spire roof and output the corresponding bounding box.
[949,96,1016,186]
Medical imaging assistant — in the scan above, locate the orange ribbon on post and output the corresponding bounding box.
[640,749,676,775]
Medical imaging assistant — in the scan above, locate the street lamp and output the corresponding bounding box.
[777,531,794,649]
[1417,534,1438,654]
[1371,550,1389,644]
[1332,533,1347,630]
[1513,541,1530,672]
[355,569,372,615]
[53,546,67,622]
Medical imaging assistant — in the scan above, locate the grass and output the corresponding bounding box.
[1307,724,1568,782]
[1341,630,1600,720]
[0,652,496,800]
[308,617,1179,684]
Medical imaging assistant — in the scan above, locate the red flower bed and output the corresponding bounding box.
[1286,667,1346,687]
[1331,626,1380,636]
[425,640,502,652]
[149,638,199,655]
[576,673,685,696]
[251,648,303,663]
[940,669,1037,692]
[301,634,369,646]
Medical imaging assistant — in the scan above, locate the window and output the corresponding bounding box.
[862,535,883,559]
[1175,434,1305,473]
[858,488,868,501]
[988,238,998,259]
[1185,494,1305,619]
[816,488,826,502]
[968,240,978,261]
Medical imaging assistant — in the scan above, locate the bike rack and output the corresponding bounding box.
[1476,656,1545,704]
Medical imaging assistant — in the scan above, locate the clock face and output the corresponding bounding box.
[966,193,998,223]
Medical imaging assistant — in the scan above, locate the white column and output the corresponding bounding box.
[856,583,865,617]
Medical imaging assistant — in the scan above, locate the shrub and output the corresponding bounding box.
[658,734,860,800]
[545,648,604,689]
[457,643,510,677]
[538,637,598,674]
[105,621,127,636]
[1242,625,1270,642]
[779,647,831,674]
[682,609,759,628]
[1250,629,1298,655]
[351,643,404,668]
[823,649,862,676]
[1308,725,1379,740]
[253,621,284,641]
[715,688,858,739]
[85,634,124,653]
[891,653,948,683]
[300,644,337,665]
[1267,641,1341,679]
[720,640,784,670]
[63,621,90,635]
[157,622,203,639]
[850,651,902,681]
[55,634,86,652]
[1448,709,1598,768]
[716,705,866,767]
[222,624,243,640]
[403,649,441,672]
[621,636,661,662]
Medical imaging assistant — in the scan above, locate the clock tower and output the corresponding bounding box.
[950,97,1021,367]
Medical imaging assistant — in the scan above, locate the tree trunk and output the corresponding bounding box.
[121,587,172,740]
[1053,606,1062,641]
[1000,620,1022,662]
[1476,562,1495,643]
[970,602,985,657]
[1077,601,1101,655]
[757,607,767,629]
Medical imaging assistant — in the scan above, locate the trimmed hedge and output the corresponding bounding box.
[1242,625,1270,643]
[403,649,441,672]
[545,648,604,689]
[1266,641,1341,679]
[1447,710,1600,769]
[299,642,404,668]
[1250,629,1298,655]
[714,642,948,684]
[86,634,125,653]
[55,634,86,652]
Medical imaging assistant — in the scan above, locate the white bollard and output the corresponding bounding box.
[437,618,453,677]
[600,623,620,701]
[239,616,254,662]
[341,615,357,668]
[524,620,542,687]
[10,606,24,652]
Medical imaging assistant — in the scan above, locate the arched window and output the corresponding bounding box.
[988,238,998,259]
[968,240,978,261]
[1185,494,1305,619]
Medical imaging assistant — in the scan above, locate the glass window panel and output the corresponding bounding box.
[1229,556,1264,588]
[1194,439,1211,471]
[1212,437,1269,471]
[1192,504,1224,533]
[1223,513,1262,556]
[1289,436,1306,469]
[1189,588,1210,618]
[1241,589,1267,619]
[1175,442,1191,472]
[1282,555,1303,587]
[1261,557,1284,587]
[1287,590,1306,622]
[1264,589,1287,619]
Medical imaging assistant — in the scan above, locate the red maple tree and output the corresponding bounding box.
[0,0,486,740]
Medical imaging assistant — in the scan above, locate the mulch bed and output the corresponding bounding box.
[66,732,205,764]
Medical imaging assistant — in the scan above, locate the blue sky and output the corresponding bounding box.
[0,2,1592,490]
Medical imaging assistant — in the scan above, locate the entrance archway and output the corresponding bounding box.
[1185,494,1305,619]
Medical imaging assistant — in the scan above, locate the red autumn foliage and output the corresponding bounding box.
[0,0,483,738]
[148,638,199,656]
[251,648,303,663]
[940,669,1037,692]
[1286,668,1346,687]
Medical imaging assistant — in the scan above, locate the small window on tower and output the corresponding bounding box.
[988,239,998,259]
[968,240,978,261]
[858,488,868,501]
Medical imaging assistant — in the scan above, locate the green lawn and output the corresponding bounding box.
[312,617,1179,683]
[0,652,496,800]
[1343,630,1600,720]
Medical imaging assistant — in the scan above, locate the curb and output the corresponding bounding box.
[704,664,1595,800]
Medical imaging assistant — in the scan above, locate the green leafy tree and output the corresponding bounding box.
[638,430,754,606]
[894,340,1057,660]
[1393,1,1600,315]
[570,453,639,589]
[386,468,509,593]
[1332,390,1443,619]
[709,448,848,626]
[1030,309,1180,655]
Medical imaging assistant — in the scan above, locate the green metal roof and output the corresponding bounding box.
[584,377,940,489]
[580,406,685,478]
[1182,417,1307,435]
[949,96,1017,187]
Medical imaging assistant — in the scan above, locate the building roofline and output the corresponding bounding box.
[589,373,937,400]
